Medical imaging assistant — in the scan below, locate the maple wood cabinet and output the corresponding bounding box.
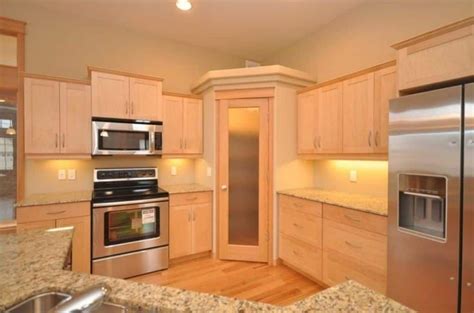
[163,95,203,155]
[24,76,91,157]
[297,62,396,157]
[16,201,91,273]
[169,191,212,259]
[91,69,163,120]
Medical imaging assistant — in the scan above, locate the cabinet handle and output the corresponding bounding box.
[368,131,372,147]
[192,211,196,221]
[180,139,183,149]
[47,210,66,215]
[55,134,58,148]
[293,202,303,208]
[318,136,321,149]
[184,139,187,149]
[313,136,318,149]
[292,223,303,228]
[62,134,65,148]
[186,197,198,201]
[344,214,361,223]
[292,250,300,256]
[131,101,134,115]
[125,101,128,115]
[188,211,191,222]
[375,131,379,147]
[345,240,362,249]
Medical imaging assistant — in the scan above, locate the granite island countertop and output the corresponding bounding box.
[0,228,414,312]
[15,191,92,207]
[278,188,388,216]
[162,183,213,194]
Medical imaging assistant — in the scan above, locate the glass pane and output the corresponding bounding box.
[0,95,17,221]
[228,107,259,246]
[0,34,17,67]
[105,207,159,246]
[98,130,149,151]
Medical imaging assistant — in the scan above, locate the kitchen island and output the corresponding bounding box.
[0,228,413,312]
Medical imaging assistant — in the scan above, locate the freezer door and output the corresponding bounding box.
[388,85,462,313]
[462,82,474,313]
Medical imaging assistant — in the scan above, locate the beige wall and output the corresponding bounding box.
[264,2,472,197]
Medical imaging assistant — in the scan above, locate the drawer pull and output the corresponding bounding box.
[47,210,66,215]
[292,250,300,256]
[345,240,362,249]
[293,202,303,208]
[345,276,351,280]
[344,214,361,223]
[292,223,303,228]
[186,197,198,201]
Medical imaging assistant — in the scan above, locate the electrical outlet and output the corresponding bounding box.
[350,170,357,182]
[171,166,177,176]
[67,169,76,180]
[207,167,212,177]
[58,169,66,180]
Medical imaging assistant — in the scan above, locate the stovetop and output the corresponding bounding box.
[92,186,169,204]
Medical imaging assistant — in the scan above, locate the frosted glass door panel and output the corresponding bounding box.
[228,107,259,246]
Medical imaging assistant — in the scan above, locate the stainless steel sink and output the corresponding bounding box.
[6,292,127,313]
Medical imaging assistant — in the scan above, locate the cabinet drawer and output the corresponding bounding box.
[323,219,387,271]
[279,195,322,217]
[280,207,322,247]
[17,220,56,232]
[323,250,386,294]
[279,233,322,280]
[323,204,387,235]
[171,192,212,206]
[17,202,90,223]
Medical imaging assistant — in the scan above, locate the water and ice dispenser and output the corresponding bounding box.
[398,174,447,241]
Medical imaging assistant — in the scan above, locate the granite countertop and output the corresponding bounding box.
[0,228,413,312]
[278,188,388,216]
[15,191,92,207]
[162,183,213,194]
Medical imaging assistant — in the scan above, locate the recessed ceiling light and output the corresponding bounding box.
[176,0,192,11]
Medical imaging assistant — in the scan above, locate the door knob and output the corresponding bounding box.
[221,185,228,191]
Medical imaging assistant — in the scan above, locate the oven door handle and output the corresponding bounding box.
[93,197,169,208]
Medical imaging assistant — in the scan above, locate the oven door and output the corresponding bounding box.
[93,199,169,258]
[92,120,160,155]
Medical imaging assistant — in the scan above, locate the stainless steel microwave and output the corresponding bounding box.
[92,118,163,156]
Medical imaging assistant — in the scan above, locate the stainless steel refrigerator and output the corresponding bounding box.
[388,83,473,313]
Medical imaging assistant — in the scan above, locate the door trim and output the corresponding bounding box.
[216,94,274,264]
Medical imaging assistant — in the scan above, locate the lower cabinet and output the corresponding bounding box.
[278,195,387,293]
[16,202,91,274]
[169,191,212,259]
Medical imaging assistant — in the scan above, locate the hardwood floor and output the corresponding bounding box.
[129,255,325,306]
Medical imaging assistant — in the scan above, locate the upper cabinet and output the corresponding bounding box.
[90,68,163,121]
[297,62,397,158]
[24,76,91,157]
[393,17,474,92]
[163,94,203,155]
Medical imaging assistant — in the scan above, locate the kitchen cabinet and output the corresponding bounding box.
[90,68,163,120]
[16,201,91,273]
[24,76,91,157]
[163,95,203,155]
[393,17,474,92]
[296,62,396,158]
[169,192,212,259]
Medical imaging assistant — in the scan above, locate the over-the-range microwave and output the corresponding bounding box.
[92,118,163,156]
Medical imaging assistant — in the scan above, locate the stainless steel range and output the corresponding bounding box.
[91,167,169,279]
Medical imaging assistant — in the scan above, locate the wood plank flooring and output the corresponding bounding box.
[129,255,325,306]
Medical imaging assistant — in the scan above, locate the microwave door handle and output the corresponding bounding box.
[149,132,155,153]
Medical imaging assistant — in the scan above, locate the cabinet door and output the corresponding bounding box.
[24,78,61,154]
[183,98,203,154]
[192,203,212,254]
[374,66,397,153]
[91,71,129,119]
[60,83,91,155]
[317,83,343,153]
[163,95,184,154]
[17,220,56,232]
[56,215,91,273]
[297,91,318,154]
[169,205,192,258]
[129,78,162,121]
[343,73,375,153]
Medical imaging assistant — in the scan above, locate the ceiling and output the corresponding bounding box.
[18,0,372,60]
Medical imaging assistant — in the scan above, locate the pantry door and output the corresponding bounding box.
[217,97,270,263]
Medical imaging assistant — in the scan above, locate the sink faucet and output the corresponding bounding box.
[49,284,109,313]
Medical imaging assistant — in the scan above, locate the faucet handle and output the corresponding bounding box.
[49,284,109,313]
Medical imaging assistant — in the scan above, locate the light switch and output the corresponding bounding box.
[171,166,177,176]
[67,169,76,180]
[58,169,66,180]
[207,167,212,177]
[350,170,357,182]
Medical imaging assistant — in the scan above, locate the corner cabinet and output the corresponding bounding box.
[169,191,212,259]
[297,62,396,158]
[90,68,163,121]
[24,76,91,158]
[163,95,203,155]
